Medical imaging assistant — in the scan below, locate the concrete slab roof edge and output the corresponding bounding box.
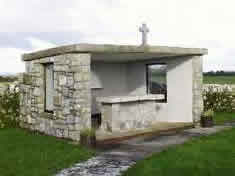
[21,43,208,61]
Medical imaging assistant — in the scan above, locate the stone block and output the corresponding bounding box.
[68,89,73,97]
[63,97,70,107]
[74,82,90,90]
[39,112,55,120]
[66,116,75,124]
[39,122,45,132]
[38,104,44,113]
[26,115,33,124]
[74,72,90,82]
[101,104,112,132]
[70,65,90,73]
[56,128,68,138]
[59,75,67,86]
[25,61,33,72]
[63,107,70,115]
[66,76,74,87]
[31,106,38,112]
[53,96,61,106]
[54,119,67,126]
[74,123,81,131]
[23,73,32,85]
[69,54,91,66]
[33,77,43,86]
[69,66,81,72]
[81,66,90,73]
[68,131,80,141]
[18,73,24,83]
[68,124,76,131]
[54,110,64,119]
[37,57,51,64]
[33,87,41,96]
[62,87,69,97]
[54,55,67,65]
[31,64,40,73]
[54,65,69,72]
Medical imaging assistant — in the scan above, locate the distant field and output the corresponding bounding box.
[0,82,10,86]
[0,82,11,94]
[203,75,235,84]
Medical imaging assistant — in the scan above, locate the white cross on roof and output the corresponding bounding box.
[139,23,149,46]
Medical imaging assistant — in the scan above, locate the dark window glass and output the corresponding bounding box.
[147,64,167,101]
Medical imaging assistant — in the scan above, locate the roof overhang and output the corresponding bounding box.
[22,43,208,62]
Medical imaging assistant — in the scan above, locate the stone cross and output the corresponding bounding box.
[139,23,149,46]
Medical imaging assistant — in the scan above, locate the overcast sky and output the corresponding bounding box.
[1,0,235,73]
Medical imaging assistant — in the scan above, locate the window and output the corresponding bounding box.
[147,64,167,101]
[44,63,54,112]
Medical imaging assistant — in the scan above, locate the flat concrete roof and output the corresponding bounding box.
[22,43,208,61]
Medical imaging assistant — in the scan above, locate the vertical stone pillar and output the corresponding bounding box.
[53,53,91,140]
[19,60,44,129]
[100,104,113,132]
[192,56,203,125]
[72,54,91,130]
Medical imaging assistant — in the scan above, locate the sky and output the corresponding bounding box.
[0,0,235,73]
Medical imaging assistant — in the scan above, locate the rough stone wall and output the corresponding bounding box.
[19,53,91,141]
[192,56,203,124]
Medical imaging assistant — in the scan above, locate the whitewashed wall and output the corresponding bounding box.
[160,57,193,122]
[91,56,196,123]
[91,63,129,114]
[126,63,146,95]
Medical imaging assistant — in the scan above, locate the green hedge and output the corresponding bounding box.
[203,86,234,112]
[0,86,20,128]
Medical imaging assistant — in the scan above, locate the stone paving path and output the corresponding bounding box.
[56,125,232,176]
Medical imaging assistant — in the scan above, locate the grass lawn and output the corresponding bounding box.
[123,127,235,176]
[0,128,95,176]
[203,75,235,84]
[214,112,235,125]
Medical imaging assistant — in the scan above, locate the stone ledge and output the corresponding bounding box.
[96,94,165,104]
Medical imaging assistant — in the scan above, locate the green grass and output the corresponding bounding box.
[123,127,235,176]
[214,112,235,125]
[0,128,95,176]
[0,82,10,87]
[203,75,235,84]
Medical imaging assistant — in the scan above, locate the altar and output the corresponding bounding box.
[96,95,165,132]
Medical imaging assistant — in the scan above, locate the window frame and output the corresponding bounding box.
[43,63,54,113]
[146,63,167,102]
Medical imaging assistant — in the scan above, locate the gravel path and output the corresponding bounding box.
[56,125,232,176]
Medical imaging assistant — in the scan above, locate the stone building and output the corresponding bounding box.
[19,44,207,141]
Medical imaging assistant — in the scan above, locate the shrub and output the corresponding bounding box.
[80,128,96,148]
[0,85,20,128]
[80,128,96,137]
[202,109,214,118]
[203,86,234,112]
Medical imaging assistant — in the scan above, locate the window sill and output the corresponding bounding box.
[97,94,165,104]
